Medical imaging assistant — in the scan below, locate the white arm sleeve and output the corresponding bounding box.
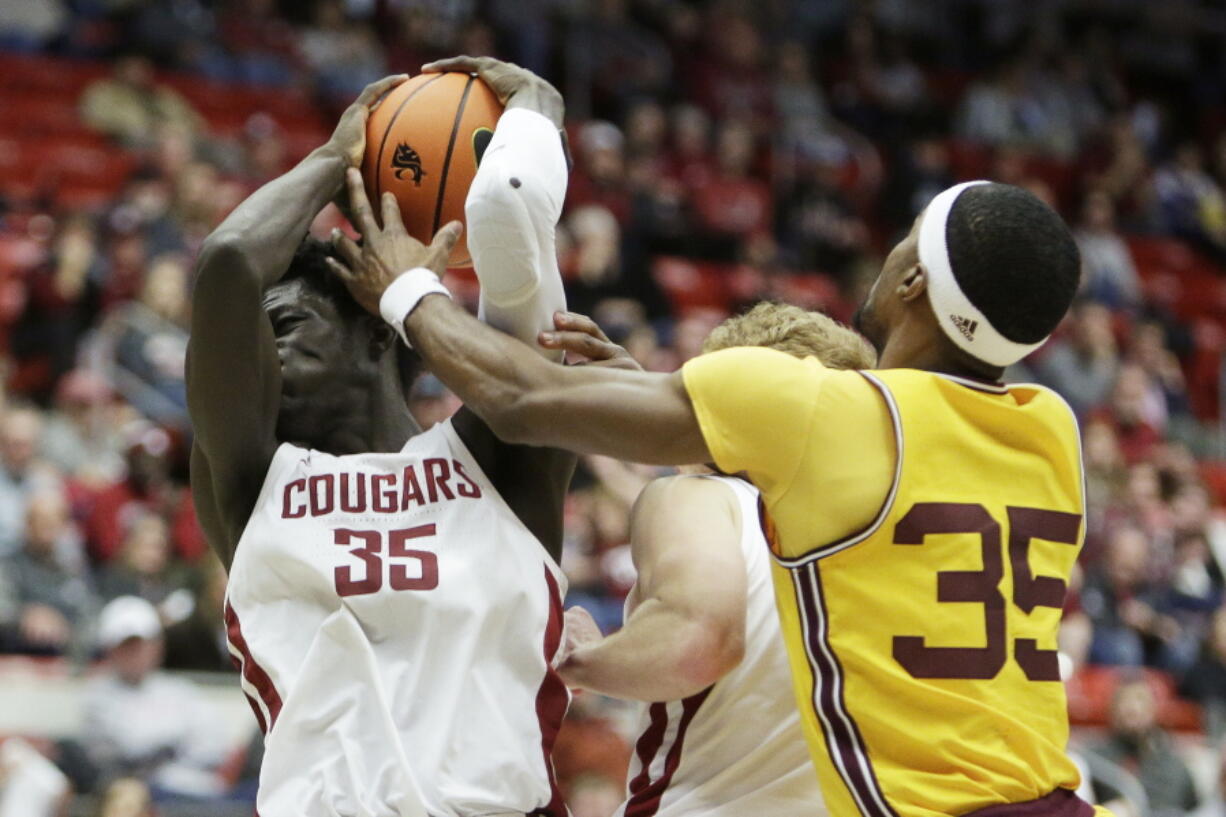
[464,107,569,361]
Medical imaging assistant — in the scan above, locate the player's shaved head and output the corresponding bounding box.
[855,181,1078,377]
[703,302,876,370]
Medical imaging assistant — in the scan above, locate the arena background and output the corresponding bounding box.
[0,0,1225,815]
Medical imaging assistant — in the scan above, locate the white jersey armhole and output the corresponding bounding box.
[227,442,309,589]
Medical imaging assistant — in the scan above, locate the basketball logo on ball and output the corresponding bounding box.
[391,143,426,185]
[362,72,505,268]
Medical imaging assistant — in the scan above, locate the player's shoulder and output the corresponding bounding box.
[632,474,744,527]
[687,345,832,375]
[682,346,852,408]
[1004,379,1084,444]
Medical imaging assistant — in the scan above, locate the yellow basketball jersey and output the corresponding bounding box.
[683,348,1092,817]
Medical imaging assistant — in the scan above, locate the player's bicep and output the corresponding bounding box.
[631,478,747,632]
[186,246,280,516]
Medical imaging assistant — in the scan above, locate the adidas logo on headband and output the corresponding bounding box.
[950,314,978,341]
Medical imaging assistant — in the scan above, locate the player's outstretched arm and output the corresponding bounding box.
[433,57,570,359]
[558,476,748,701]
[328,167,712,466]
[188,75,407,564]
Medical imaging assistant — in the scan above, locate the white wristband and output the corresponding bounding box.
[379,267,452,347]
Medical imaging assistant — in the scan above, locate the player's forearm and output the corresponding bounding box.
[561,600,740,701]
[468,107,569,358]
[200,145,347,289]
[404,295,708,464]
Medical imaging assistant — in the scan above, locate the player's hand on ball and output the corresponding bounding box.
[327,74,409,167]
[327,167,461,315]
[422,56,564,128]
[539,311,642,371]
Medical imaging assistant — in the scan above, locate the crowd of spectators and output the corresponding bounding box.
[1,0,1226,815]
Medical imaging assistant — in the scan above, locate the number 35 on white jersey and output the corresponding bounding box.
[225,419,569,817]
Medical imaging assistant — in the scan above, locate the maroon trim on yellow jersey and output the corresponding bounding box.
[932,372,1009,394]
[961,788,1095,817]
[531,566,569,817]
[772,372,904,569]
[224,600,283,735]
[623,687,714,817]
[792,562,899,817]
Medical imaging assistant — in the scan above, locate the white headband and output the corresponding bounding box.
[919,180,1048,368]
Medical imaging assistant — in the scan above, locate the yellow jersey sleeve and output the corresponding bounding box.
[682,347,827,496]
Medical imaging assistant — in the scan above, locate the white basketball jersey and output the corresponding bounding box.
[224,419,569,817]
[617,476,825,817]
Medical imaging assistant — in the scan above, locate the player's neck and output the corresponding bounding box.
[877,329,1004,383]
[315,375,421,456]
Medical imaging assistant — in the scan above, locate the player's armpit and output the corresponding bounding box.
[559,477,747,700]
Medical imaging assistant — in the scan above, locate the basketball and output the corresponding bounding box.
[362,72,504,268]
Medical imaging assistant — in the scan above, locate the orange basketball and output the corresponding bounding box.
[362,72,504,268]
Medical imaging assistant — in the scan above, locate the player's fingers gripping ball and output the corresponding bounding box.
[361,72,503,269]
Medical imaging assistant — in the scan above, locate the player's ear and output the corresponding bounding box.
[369,319,397,358]
[898,264,927,303]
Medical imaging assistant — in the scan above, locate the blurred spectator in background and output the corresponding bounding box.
[40,370,126,489]
[1081,525,1178,667]
[96,513,192,618]
[1180,604,1226,737]
[297,0,385,98]
[1075,190,1142,310]
[79,54,203,149]
[1088,677,1200,816]
[0,408,62,557]
[586,0,671,107]
[692,121,772,252]
[1154,141,1226,263]
[82,596,231,801]
[1104,364,1167,463]
[0,490,93,655]
[12,215,105,398]
[84,424,203,564]
[106,253,190,432]
[1033,301,1120,417]
[0,0,67,51]
[958,59,1052,153]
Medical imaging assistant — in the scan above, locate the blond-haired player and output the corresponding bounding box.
[557,304,873,817]
[335,177,1107,817]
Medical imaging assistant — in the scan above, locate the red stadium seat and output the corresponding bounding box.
[0,91,88,136]
[1067,665,1202,732]
[652,257,732,313]
[0,54,108,96]
[1129,236,1226,324]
